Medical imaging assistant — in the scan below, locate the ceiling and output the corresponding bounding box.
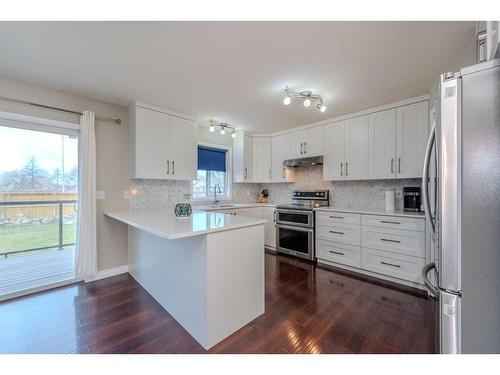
[0,21,476,133]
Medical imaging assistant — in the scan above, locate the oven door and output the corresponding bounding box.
[276,224,314,261]
[275,209,313,228]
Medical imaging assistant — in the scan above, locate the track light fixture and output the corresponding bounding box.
[209,120,236,138]
[282,86,327,113]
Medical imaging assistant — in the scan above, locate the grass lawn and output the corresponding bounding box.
[0,223,76,255]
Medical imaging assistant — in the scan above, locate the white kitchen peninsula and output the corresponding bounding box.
[105,209,266,349]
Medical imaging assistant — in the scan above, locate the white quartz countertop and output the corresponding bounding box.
[105,208,266,240]
[314,206,426,219]
[194,202,279,211]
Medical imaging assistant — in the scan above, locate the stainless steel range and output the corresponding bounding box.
[275,190,329,261]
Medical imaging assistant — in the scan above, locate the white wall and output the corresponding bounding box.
[0,75,129,271]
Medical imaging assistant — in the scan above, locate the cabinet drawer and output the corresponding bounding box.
[361,214,425,232]
[362,226,425,257]
[362,248,425,284]
[316,223,361,246]
[316,211,361,225]
[316,240,361,268]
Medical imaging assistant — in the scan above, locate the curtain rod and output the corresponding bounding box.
[0,95,122,125]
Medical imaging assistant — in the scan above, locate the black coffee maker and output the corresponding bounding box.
[403,187,421,212]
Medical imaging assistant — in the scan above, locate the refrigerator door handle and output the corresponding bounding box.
[422,124,436,235]
[422,262,439,297]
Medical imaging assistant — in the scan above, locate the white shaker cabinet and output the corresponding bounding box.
[288,126,324,158]
[233,132,254,182]
[253,137,272,183]
[129,103,197,180]
[396,101,429,179]
[368,109,397,179]
[271,134,295,182]
[323,121,346,181]
[344,115,369,180]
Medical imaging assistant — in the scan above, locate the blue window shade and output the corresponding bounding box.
[197,146,227,172]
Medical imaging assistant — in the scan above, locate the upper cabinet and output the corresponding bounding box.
[289,126,324,158]
[344,116,369,180]
[368,109,397,179]
[233,132,254,182]
[396,101,429,179]
[323,121,345,181]
[271,133,295,183]
[253,137,272,183]
[129,103,197,180]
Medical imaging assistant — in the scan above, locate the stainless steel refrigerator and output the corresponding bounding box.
[422,58,500,354]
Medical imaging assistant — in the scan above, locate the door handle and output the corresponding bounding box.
[391,158,394,174]
[398,157,401,174]
[329,230,344,235]
[380,220,400,225]
[380,261,401,268]
[380,238,401,243]
[422,124,436,235]
[422,262,438,297]
[340,162,343,176]
[304,141,307,154]
[329,250,344,256]
[329,216,344,219]
[300,142,303,154]
[244,168,247,179]
[172,160,175,175]
[345,162,348,177]
[167,160,170,175]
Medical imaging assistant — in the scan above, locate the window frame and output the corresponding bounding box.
[192,141,232,201]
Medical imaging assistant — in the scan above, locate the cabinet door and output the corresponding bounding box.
[345,115,369,180]
[396,101,429,178]
[289,131,304,158]
[368,109,396,179]
[271,134,294,182]
[262,207,276,249]
[303,126,324,156]
[232,132,254,182]
[243,135,254,182]
[169,116,197,180]
[135,106,170,179]
[253,137,272,183]
[323,121,345,181]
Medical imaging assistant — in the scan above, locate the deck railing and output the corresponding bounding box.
[0,200,78,258]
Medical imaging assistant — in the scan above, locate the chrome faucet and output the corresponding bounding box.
[213,184,222,206]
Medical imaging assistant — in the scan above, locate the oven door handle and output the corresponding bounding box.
[276,224,314,233]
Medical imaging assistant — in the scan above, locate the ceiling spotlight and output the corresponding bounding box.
[220,128,226,135]
[209,124,215,132]
[283,96,291,105]
[282,87,327,113]
[318,104,327,113]
[231,130,236,138]
[303,98,311,107]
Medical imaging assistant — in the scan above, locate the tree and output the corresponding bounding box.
[19,156,48,190]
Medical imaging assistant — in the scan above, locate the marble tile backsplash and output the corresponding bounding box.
[129,166,421,212]
[262,166,421,211]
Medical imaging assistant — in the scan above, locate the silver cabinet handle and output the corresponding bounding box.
[398,157,401,174]
[340,162,343,176]
[345,162,348,176]
[329,250,344,256]
[300,142,303,154]
[282,167,285,179]
[380,238,401,243]
[380,220,400,225]
[244,168,247,179]
[329,216,344,219]
[391,158,394,174]
[304,141,307,154]
[380,261,401,268]
[329,230,344,235]
[273,210,277,223]
[167,160,170,174]
[172,160,175,175]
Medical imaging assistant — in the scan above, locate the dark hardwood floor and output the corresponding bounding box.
[0,253,435,354]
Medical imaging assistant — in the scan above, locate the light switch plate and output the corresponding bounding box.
[96,191,105,200]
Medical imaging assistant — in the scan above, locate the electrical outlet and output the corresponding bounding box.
[396,190,403,199]
[96,191,105,200]
[123,190,130,199]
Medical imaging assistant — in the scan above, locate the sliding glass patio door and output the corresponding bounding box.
[0,121,79,300]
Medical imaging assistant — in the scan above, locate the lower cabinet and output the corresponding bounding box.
[316,210,427,289]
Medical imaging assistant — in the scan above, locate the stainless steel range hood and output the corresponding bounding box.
[283,155,323,167]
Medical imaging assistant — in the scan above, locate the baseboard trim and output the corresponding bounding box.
[86,265,129,283]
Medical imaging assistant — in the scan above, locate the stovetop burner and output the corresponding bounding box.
[276,190,330,211]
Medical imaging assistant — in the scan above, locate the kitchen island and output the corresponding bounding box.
[105,209,266,349]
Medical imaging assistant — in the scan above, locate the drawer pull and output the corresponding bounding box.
[380,238,401,243]
[329,216,344,219]
[380,220,401,225]
[380,261,401,268]
[329,250,345,256]
[329,230,344,235]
